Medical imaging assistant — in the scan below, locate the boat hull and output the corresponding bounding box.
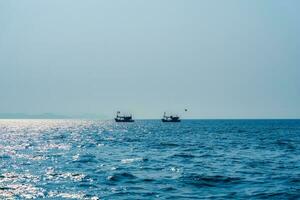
[161,119,181,122]
[115,118,135,122]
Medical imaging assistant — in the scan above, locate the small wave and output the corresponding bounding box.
[172,153,195,158]
[249,191,297,199]
[159,142,180,147]
[160,186,176,192]
[170,167,181,173]
[15,154,46,161]
[181,173,242,187]
[289,176,300,183]
[56,192,85,199]
[121,157,148,164]
[0,154,11,159]
[37,143,71,151]
[142,178,155,182]
[237,129,247,133]
[104,137,115,141]
[123,137,141,142]
[73,154,96,163]
[275,139,296,150]
[48,191,99,199]
[45,168,85,182]
[0,183,45,199]
[107,172,136,182]
[0,172,40,183]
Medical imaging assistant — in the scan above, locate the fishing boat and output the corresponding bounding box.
[161,112,181,122]
[114,111,134,122]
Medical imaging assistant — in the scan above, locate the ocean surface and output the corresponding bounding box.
[0,120,299,199]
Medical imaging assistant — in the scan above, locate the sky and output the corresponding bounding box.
[0,0,299,119]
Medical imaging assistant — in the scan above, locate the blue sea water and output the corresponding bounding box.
[0,119,299,199]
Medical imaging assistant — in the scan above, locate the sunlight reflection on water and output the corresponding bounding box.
[0,119,299,199]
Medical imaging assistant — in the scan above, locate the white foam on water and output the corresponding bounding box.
[121,157,143,164]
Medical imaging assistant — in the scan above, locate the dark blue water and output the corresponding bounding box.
[0,120,299,199]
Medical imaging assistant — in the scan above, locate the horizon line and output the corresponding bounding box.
[0,118,299,120]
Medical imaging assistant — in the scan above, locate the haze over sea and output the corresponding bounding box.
[0,119,299,199]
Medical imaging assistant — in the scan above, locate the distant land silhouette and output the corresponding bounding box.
[0,113,107,119]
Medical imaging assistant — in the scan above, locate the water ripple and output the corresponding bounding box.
[0,119,299,199]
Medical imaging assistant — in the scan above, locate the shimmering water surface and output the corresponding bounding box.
[0,120,299,199]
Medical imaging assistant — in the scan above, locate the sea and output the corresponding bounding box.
[0,119,299,199]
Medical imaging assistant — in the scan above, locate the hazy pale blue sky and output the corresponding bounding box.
[0,0,299,119]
